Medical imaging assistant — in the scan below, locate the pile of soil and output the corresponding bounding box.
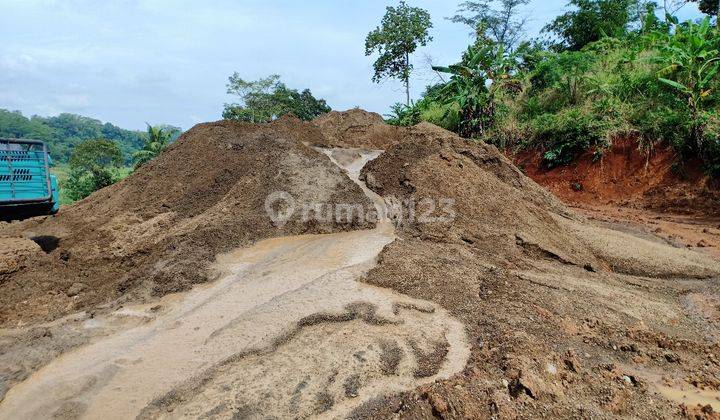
[312,108,405,149]
[348,124,720,418]
[3,111,720,418]
[0,116,374,326]
[515,138,720,216]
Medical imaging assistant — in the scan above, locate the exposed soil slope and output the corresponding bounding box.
[515,138,720,216]
[516,138,720,258]
[0,116,374,326]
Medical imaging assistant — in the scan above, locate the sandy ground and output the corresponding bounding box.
[0,149,470,420]
[570,203,720,259]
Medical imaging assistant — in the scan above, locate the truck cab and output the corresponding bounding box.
[0,139,60,221]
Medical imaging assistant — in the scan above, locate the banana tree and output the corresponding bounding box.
[432,34,520,138]
[657,17,720,154]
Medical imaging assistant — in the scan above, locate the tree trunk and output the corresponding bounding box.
[405,51,410,106]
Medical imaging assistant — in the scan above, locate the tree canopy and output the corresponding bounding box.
[133,124,174,169]
[365,1,433,105]
[222,74,331,123]
[65,139,124,201]
[0,109,180,165]
[543,0,634,51]
[448,0,530,49]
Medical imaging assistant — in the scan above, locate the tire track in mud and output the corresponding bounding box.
[0,148,470,420]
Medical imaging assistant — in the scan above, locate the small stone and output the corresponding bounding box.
[665,352,680,363]
[66,282,86,297]
[502,379,509,388]
[546,363,558,375]
[622,375,633,385]
[564,350,582,373]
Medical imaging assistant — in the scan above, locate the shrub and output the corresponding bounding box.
[65,139,124,201]
[531,108,611,168]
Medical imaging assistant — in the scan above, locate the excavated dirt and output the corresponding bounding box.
[353,124,720,418]
[312,108,405,149]
[2,113,720,419]
[0,149,470,419]
[0,116,374,327]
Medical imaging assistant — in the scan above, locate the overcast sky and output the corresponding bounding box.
[0,0,704,130]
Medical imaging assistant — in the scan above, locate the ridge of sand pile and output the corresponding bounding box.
[312,108,405,149]
[0,116,375,326]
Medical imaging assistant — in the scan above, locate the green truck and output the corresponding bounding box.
[0,138,59,221]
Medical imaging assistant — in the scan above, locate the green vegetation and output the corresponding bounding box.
[223,74,331,122]
[0,109,181,166]
[0,110,147,164]
[64,139,125,201]
[365,1,433,105]
[384,0,720,176]
[448,0,530,49]
[133,125,173,169]
[543,0,635,51]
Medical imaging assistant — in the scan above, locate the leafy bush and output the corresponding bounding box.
[703,114,720,177]
[385,102,422,126]
[531,108,611,168]
[65,139,124,201]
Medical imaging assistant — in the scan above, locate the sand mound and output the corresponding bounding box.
[361,126,720,277]
[312,109,405,149]
[0,116,374,326]
[354,123,720,418]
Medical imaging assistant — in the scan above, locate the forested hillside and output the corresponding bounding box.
[384,0,720,177]
[0,109,179,164]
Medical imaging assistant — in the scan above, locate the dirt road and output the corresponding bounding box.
[0,149,470,419]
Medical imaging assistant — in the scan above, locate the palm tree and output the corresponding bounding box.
[133,124,171,169]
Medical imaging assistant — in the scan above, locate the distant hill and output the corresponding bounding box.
[0,109,181,164]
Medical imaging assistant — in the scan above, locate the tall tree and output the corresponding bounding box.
[448,0,530,50]
[223,74,330,122]
[365,1,433,105]
[543,0,634,51]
